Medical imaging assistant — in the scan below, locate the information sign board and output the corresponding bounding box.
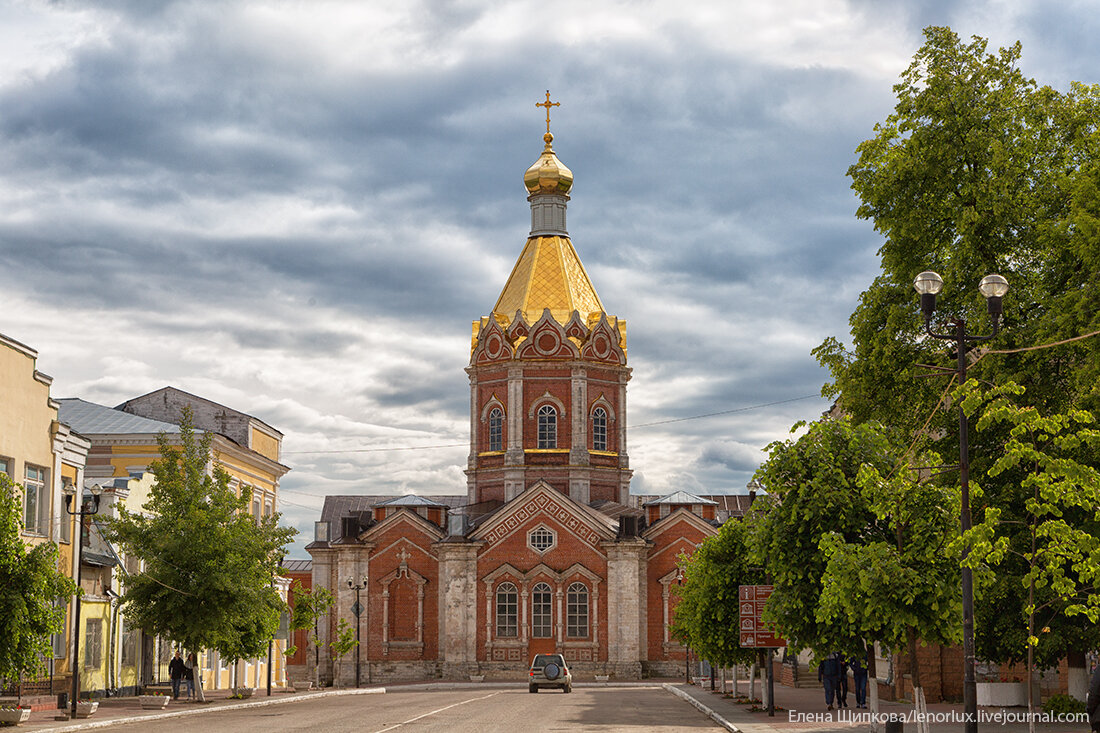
[737,584,786,648]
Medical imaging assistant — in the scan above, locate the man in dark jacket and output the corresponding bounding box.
[168,651,186,700]
[818,652,841,711]
[1088,663,1100,732]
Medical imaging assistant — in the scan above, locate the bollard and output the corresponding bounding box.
[884,720,903,733]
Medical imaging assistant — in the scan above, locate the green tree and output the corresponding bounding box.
[0,473,77,683]
[815,25,1100,671]
[670,519,764,670]
[962,382,1100,724]
[751,417,896,657]
[104,408,295,699]
[328,618,358,687]
[818,445,961,722]
[287,580,333,687]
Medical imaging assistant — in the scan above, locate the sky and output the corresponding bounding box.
[2,0,1097,557]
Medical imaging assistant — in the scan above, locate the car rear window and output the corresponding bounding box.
[533,654,564,667]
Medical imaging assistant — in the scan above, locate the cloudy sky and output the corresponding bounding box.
[2,0,1096,555]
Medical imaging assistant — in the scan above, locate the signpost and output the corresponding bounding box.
[739,585,785,717]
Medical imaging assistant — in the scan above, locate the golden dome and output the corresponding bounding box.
[492,235,603,326]
[523,133,573,195]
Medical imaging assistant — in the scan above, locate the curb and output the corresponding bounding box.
[663,683,739,732]
[28,687,386,732]
[393,681,665,691]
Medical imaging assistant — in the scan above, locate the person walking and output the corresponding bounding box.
[851,654,869,709]
[183,652,197,700]
[837,655,850,708]
[818,652,841,711]
[168,651,186,700]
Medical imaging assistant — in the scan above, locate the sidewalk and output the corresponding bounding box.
[14,686,385,732]
[671,679,1092,732]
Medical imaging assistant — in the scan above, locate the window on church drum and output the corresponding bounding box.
[567,583,589,638]
[531,582,553,638]
[537,405,557,449]
[495,582,518,638]
[592,407,608,451]
[488,407,503,451]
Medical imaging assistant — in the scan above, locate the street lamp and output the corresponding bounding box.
[64,484,102,720]
[346,576,367,688]
[913,270,1008,733]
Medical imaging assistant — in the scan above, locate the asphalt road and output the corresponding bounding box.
[93,687,722,732]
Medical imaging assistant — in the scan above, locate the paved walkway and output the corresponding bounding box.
[8,679,1091,732]
[671,678,1091,732]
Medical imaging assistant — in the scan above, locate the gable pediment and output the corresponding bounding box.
[642,507,718,542]
[361,507,446,542]
[470,480,616,548]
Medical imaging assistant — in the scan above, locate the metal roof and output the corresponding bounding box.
[641,490,718,506]
[57,398,181,436]
[281,559,312,573]
[374,495,449,507]
[318,495,468,542]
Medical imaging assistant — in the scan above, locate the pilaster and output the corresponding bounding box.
[603,538,648,677]
[435,541,481,678]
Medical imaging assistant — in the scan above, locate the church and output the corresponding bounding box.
[304,101,747,684]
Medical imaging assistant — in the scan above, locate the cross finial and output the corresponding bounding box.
[536,90,559,134]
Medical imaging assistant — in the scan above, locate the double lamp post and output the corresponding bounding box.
[913,270,1009,733]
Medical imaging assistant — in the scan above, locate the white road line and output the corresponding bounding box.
[369,691,503,733]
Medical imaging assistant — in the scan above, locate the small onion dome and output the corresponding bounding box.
[524,133,573,195]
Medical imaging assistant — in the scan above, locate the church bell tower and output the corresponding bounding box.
[466,93,632,507]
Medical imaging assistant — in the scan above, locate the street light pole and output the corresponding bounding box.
[913,270,1009,733]
[346,576,367,688]
[64,484,102,720]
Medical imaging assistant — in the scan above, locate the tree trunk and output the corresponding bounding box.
[867,644,879,733]
[907,627,928,733]
[749,661,757,702]
[192,649,206,703]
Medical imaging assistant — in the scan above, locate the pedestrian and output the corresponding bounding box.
[837,655,850,708]
[184,652,197,699]
[168,651,185,700]
[818,652,841,711]
[1088,662,1100,733]
[851,654,868,709]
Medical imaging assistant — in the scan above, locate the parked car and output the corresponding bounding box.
[528,653,572,693]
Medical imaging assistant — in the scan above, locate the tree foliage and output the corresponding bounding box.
[289,580,334,634]
[751,417,896,657]
[816,25,1100,665]
[104,409,296,663]
[670,519,764,667]
[0,473,77,682]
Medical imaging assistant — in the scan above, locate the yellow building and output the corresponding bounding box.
[0,331,90,697]
[57,387,291,694]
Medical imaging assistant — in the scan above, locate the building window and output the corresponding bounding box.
[488,407,504,452]
[528,526,555,553]
[85,618,103,669]
[120,620,137,666]
[592,407,608,451]
[567,583,589,638]
[495,582,518,638]
[537,405,557,449]
[531,582,553,638]
[23,465,46,534]
[0,457,9,475]
[51,601,66,659]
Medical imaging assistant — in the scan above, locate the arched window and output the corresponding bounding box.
[531,582,553,638]
[537,405,557,449]
[567,583,589,638]
[488,407,504,452]
[592,407,608,451]
[496,582,518,637]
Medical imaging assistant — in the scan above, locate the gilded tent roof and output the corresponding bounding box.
[491,235,604,326]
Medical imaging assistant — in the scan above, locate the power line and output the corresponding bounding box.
[282,394,824,455]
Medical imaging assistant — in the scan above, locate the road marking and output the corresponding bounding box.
[369,691,503,732]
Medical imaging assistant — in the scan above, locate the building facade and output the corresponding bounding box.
[307,125,727,684]
[57,387,292,695]
[0,331,90,698]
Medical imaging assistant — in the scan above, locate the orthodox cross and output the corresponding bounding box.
[397,547,410,565]
[536,90,559,134]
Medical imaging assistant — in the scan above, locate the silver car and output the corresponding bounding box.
[528,654,572,693]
